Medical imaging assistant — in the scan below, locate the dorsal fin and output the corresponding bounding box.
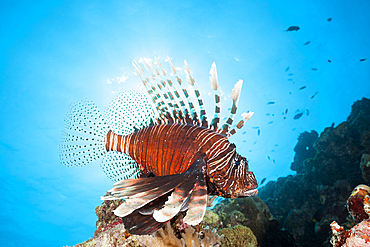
[227,111,254,137]
[221,79,243,135]
[184,60,208,127]
[209,62,221,130]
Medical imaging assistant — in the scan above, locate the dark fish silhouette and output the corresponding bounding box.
[267,101,275,105]
[242,131,247,135]
[267,156,271,161]
[286,26,300,32]
[294,112,303,119]
[285,66,290,72]
[299,86,306,90]
[311,92,319,99]
[327,18,332,22]
[288,78,293,81]
[306,109,310,116]
[258,129,261,136]
[260,178,267,185]
[266,113,271,116]
[273,159,275,164]
[252,126,259,129]
[311,68,318,71]
[303,41,311,45]
[268,121,273,124]
[285,109,288,114]
[253,141,257,145]
[360,58,367,62]
[328,60,332,63]
[288,73,294,76]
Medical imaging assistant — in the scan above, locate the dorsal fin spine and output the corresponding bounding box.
[227,111,254,137]
[209,62,221,130]
[133,61,164,121]
[145,58,186,122]
[184,60,208,127]
[221,79,243,135]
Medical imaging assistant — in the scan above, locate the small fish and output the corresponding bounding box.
[267,101,275,105]
[271,150,275,152]
[328,60,332,63]
[294,112,303,119]
[288,73,294,76]
[327,17,332,22]
[303,41,311,45]
[242,131,247,135]
[257,129,261,136]
[253,141,257,145]
[299,86,306,90]
[311,68,318,71]
[360,58,367,62]
[252,126,259,129]
[268,121,273,124]
[285,109,288,114]
[295,109,300,113]
[285,66,290,72]
[306,109,310,116]
[311,92,319,99]
[286,26,300,32]
[288,78,293,81]
[267,156,271,161]
[331,122,335,128]
[283,116,286,120]
[266,113,271,116]
[59,57,258,235]
[289,92,292,94]
[275,144,278,146]
[272,114,274,116]
[273,159,275,164]
[260,178,267,185]
[243,140,246,142]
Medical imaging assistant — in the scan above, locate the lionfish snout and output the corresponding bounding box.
[231,171,258,198]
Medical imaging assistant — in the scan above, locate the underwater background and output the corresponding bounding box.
[1,0,369,246]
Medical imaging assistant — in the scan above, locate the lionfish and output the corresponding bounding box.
[59,57,258,235]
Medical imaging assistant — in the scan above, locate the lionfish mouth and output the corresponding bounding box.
[232,188,258,198]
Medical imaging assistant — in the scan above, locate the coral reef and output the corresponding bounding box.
[218,225,257,247]
[137,222,223,247]
[330,184,370,247]
[259,97,370,247]
[290,130,318,173]
[214,196,272,243]
[70,204,223,247]
[360,154,370,182]
[95,194,125,236]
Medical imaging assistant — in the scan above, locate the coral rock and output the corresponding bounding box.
[360,154,370,182]
[218,225,257,247]
[347,184,370,224]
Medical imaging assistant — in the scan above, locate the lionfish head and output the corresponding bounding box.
[209,152,258,199]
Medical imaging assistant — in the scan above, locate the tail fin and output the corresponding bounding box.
[59,99,108,167]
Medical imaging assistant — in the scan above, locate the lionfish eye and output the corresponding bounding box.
[235,160,240,166]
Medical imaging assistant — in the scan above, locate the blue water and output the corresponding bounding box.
[1,1,369,246]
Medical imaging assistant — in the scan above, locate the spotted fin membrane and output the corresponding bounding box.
[59,91,155,182]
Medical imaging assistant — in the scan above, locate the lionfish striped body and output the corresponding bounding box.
[59,57,258,235]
